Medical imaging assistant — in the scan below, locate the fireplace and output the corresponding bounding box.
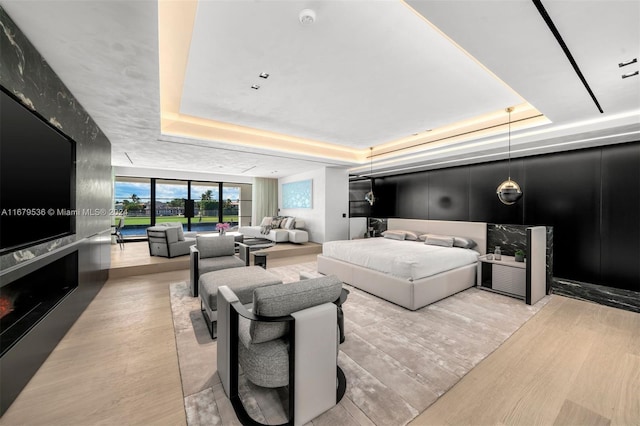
[0,251,78,357]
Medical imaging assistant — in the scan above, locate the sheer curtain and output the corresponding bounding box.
[252,177,278,225]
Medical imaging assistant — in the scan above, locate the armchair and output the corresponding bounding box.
[217,275,347,426]
[190,235,250,297]
[147,222,195,258]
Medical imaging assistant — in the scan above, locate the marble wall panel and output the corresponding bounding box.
[0,6,112,269]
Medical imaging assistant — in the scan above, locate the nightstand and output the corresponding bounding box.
[477,255,526,299]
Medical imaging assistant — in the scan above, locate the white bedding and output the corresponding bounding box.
[322,238,479,281]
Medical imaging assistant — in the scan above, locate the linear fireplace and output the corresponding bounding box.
[0,251,78,356]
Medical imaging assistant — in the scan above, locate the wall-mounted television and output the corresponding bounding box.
[0,86,75,254]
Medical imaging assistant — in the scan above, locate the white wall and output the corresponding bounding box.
[349,217,367,239]
[323,167,349,242]
[279,167,349,243]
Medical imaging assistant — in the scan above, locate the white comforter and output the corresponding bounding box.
[322,238,479,281]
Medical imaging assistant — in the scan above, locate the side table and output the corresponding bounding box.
[477,255,526,300]
[253,252,268,269]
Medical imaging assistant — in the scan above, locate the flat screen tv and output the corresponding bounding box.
[0,86,75,254]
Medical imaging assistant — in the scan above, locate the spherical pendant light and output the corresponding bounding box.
[497,179,522,205]
[497,107,523,205]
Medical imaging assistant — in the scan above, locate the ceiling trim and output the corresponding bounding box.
[158,0,548,168]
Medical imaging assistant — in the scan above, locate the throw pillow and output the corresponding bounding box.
[259,217,272,227]
[270,216,284,228]
[175,224,185,241]
[283,217,295,229]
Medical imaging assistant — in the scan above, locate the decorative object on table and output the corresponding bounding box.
[486,254,493,260]
[515,249,525,262]
[497,106,523,205]
[216,222,230,235]
[494,246,502,261]
[365,147,376,206]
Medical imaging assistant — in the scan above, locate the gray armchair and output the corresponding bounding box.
[147,222,195,258]
[190,235,249,297]
[217,275,347,426]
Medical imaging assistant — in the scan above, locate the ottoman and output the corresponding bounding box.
[199,266,282,338]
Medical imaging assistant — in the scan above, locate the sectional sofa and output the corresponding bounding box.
[238,217,309,243]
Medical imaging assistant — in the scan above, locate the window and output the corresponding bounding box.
[155,179,188,231]
[191,182,220,232]
[114,177,151,237]
[222,183,241,227]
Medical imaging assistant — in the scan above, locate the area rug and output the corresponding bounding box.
[169,262,550,425]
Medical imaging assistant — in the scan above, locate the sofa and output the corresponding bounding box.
[147,222,196,258]
[238,216,309,243]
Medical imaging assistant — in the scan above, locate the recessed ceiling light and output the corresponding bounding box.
[621,70,639,79]
[259,72,269,79]
[299,9,315,24]
[251,84,260,90]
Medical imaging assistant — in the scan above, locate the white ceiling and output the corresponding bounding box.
[1,0,639,179]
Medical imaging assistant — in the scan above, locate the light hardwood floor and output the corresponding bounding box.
[2,245,638,425]
[411,295,640,425]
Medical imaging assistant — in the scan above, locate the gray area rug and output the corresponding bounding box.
[169,261,550,425]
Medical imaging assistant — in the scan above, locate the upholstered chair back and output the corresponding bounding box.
[196,235,236,259]
[249,275,342,344]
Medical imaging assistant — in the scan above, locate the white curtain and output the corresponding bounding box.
[252,177,278,225]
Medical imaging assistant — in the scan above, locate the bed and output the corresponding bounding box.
[317,219,487,310]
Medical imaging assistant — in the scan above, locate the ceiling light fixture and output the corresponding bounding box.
[618,58,637,67]
[251,84,260,90]
[259,72,269,79]
[496,107,523,205]
[365,147,376,206]
[299,9,316,24]
[622,71,639,79]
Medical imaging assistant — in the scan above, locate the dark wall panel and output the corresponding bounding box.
[428,167,469,221]
[469,159,524,224]
[600,143,640,291]
[391,174,428,219]
[372,178,397,219]
[349,141,639,293]
[523,150,601,283]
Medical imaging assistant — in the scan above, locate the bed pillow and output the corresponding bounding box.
[453,236,477,250]
[381,230,419,241]
[424,234,455,247]
[383,231,406,241]
[399,230,420,241]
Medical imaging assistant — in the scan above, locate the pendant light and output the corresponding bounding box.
[497,107,523,205]
[365,147,376,206]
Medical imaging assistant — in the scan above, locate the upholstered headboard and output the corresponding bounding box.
[387,219,488,255]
